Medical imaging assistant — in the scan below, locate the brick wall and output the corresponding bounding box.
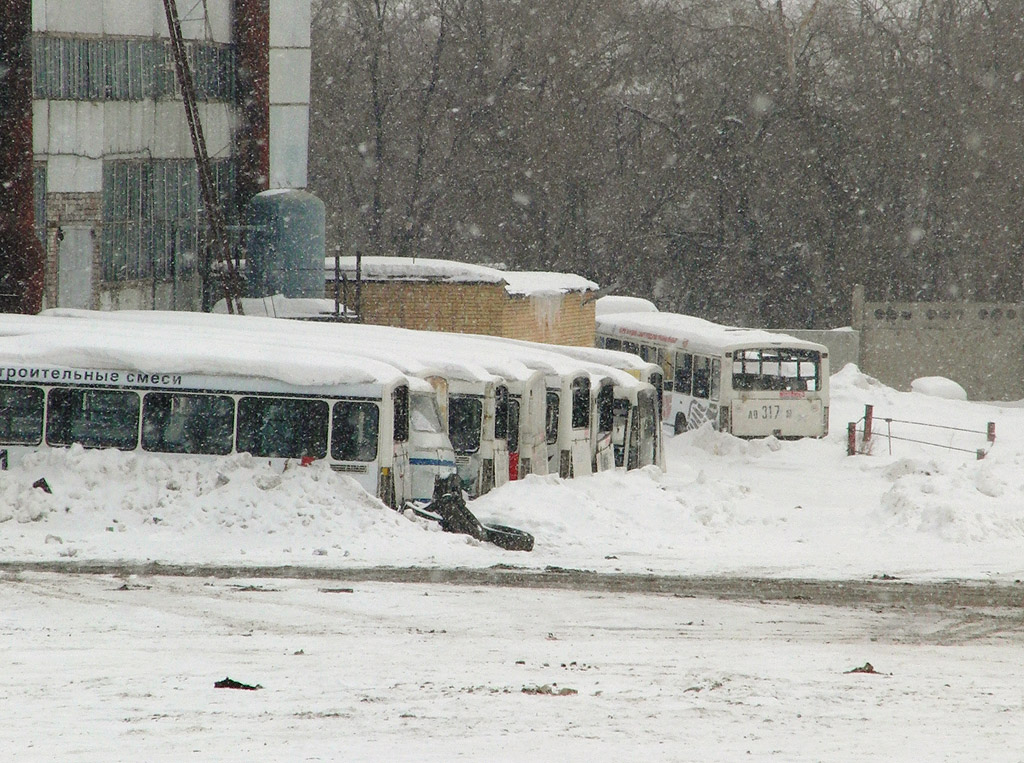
[352,281,506,335]
[502,292,595,346]
[44,192,102,309]
[330,278,596,345]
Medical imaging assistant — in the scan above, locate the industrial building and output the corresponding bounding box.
[0,0,313,314]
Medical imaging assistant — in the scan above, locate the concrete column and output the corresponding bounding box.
[0,0,44,313]
[234,0,271,201]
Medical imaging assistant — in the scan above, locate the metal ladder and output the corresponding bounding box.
[161,0,244,314]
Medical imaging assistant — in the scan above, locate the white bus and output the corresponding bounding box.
[596,311,829,439]
[60,310,562,498]
[504,338,665,471]
[440,333,661,477]
[407,377,458,504]
[0,312,419,507]
[488,351,613,478]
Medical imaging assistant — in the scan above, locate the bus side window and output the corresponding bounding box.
[571,378,591,429]
[46,387,140,450]
[605,338,621,351]
[674,353,692,394]
[639,345,663,366]
[494,385,509,440]
[0,385,44,445]
[596,384,614,436]
[710,358,721,399]
[142,392,234,455]
[507,399,520,454]
[545,391,559,444]
[622,341,639,355]
[331,401,379,461]
[236,397,328,459]
[393,386,409,443]
[693,357,711,399]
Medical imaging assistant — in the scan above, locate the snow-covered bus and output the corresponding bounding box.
[596,311,829,439]
[210,296,653,479]
[43,310,507,500]
[504,338,665,471]
[0,313,418,507]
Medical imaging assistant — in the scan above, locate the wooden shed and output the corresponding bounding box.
[326,256,599,346]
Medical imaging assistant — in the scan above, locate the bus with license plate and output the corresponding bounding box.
[595,310,829,439]
[0,312,418,507]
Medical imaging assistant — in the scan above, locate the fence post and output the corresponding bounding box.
[977,449,986,460]
[988,422,996,443]
[847,422,857,456]
[864,405,873,443]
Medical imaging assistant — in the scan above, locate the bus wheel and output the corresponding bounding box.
[674,413,687,435]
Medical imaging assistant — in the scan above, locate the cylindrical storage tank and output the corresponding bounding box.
[245,189,325,298]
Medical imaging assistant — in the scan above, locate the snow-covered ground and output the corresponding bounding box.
[6,572,1024,762]
[5,365,1024,760]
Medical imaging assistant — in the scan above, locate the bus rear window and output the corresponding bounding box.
[449,396,482,453]
[0,385,44,445]
[331,401,379,462]
[236,397,328,459]
[732,349,821,392]
[46,387,140,450]
[142,392,234,455]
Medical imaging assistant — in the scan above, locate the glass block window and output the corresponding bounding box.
[32,36,235,102]
[102,159,236,282]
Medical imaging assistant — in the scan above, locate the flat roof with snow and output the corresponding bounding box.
[323,256,599,297]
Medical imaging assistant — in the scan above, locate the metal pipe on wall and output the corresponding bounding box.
[233,0,270,204]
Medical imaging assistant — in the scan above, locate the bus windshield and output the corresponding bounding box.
[410,393,443,433]
[448,395,482,453]
[731,349,820,392]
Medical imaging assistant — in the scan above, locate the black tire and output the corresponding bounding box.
[482,523,534,552]
[674,413,687,435]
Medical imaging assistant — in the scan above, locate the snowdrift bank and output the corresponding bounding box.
[4,365,1024,581]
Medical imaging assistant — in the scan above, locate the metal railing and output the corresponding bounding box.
[847,404,995,459]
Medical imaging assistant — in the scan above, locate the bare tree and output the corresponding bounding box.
[309,0,1024,328]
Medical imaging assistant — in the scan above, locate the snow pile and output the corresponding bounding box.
[0,445,488,566]
[594,295,658,315]
[911,376,968,400]
[3,364,1024,581]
